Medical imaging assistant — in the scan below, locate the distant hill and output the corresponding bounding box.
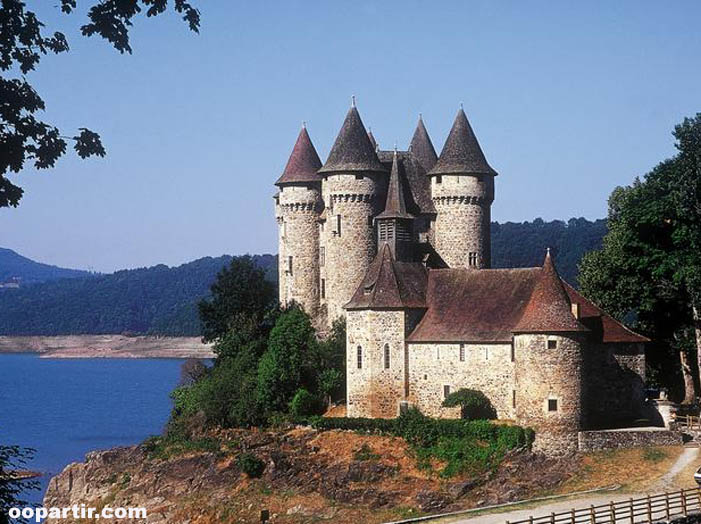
[0,248,91,285]
[0,254,276,336]
[0,217,606,336]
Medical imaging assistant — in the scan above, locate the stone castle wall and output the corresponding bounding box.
[322,174,383,324]
[514,333,583,455]
[346,309,407,418]
[578,429,682,451]
[583,342,646,427]
[406,342,515,419]
[277,184,321,317]
[431,175,492,269]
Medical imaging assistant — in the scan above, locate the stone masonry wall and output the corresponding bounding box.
[431,175,492,269]
[346,309,407,418]
[578,429,682,452]
[582,342,646,428]
[278,184,321,317]
[514,334,583,456]
[407,342,515,419]
[323,174,383,325]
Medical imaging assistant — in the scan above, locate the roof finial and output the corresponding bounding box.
[460,101,464,110]
[418,112,423,121]
[546,247,551,255]
[351,95,356,108]
[302,120,306,129]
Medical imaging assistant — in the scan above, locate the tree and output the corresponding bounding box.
[198,256,277,343]
[256,304,318,413]
[441,388,496,420]
[0,445,38,524]
[1,0,200,208]
[579,114,701,403]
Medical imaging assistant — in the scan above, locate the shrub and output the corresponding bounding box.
[442,389,497,420]
[289,388,324,417]
[236,453,265,478]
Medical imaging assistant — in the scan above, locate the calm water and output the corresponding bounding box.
[0,353,184,503]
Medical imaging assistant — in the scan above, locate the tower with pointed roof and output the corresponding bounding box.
[318,101,387,323]
[275,125,323,317]
[429,108,496,270]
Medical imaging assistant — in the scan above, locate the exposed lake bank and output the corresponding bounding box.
[0,334,214,358]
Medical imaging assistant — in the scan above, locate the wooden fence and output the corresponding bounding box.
[506,487,701,524]
[674,414,701,430]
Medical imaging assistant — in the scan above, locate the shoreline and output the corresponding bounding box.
[0,334,215,359]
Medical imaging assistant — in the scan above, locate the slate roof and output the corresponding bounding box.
[409,115,438,173]
[376,151,414,220]
[407,267,541,342]
[318,106,386,174]
[428,108,497,176]
[378,150,435,215]
[275,126,323,186]
[564,283,650,343]
[345,244,427,310]
[513,251,588,334]
[367,129,378,151]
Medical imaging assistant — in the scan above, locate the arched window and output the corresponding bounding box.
[384,344,390,369]
[357,346,363,369]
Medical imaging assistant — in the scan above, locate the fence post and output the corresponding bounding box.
[610,501,615,524]
[665,491,670,521]
[551,512,555,524]
[682,488,688,516]
[591,505,596,524]
[572,508,576,524]
[647,494,652,523]
[629,498,634,524]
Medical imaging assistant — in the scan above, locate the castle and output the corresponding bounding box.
[274,101,648,455]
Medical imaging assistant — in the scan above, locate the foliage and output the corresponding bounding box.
[0,248,90,285]
[579,114,701,401]
[198,256,277,343]
[316,318,346,403]
[309,410,533,478]
[1,0,200,208]
[353,444,380,462]
[235,453,265,478]
[442,388,497,420]
[256,305,318,413]
[141,434,221,461]
[0,254,276,336]
[289,388,324,417]
[0,444,39,524]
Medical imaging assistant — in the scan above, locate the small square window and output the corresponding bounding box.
[547,339,557,350]
[355,174,364,180]
[435,175,442,184]
[443,385,451,399]
[548,398,558,412]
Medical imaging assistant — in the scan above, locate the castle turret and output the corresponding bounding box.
[318,101,386,323]
[275,124,323,317]
[375,150,414,261]
[429,108,496,269]
[513,250,589,455]
[409,114,438,173]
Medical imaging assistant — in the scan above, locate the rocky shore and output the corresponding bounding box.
[0,335,214,359]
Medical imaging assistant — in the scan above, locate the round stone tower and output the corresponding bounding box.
[318,102,387,324]
[275,124,323,318]
[513,250,589,455]
[428,108,496,269]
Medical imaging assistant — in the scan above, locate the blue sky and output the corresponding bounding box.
[1,1,699,272]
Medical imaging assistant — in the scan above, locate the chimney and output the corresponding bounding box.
[571,302,581,319]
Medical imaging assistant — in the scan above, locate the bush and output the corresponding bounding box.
[289,388,324,417]
[236,453,265,478]
[442,389,497,420]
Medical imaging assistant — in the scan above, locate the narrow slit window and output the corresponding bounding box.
[320,278,325,299]
[459,344,465,362]
[548,398,558,412]
[511,343,515,362]
[512,390,516,409]
[320,247,325,266]
[334,214,342,236]
[357,346,363,369]
[287,255,293,275]
[384,344,390,369]
[443,385,450,399]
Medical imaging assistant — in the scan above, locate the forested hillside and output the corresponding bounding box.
[0,255,275,336]
[0,218,605,336]
[0,248,91,284]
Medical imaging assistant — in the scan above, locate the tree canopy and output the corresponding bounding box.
[1,0,200,208]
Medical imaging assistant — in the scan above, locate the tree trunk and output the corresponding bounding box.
[694,304,701,398]
[680,349,696,404]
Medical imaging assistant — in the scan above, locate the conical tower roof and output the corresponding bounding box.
[513,250,588,333]
[367,129,378,151]
[345,244,427,310]
[275,125,322,186]
[376,151,413,220]
[428,108,497,176]
[318,104,386,175]
[409,115,437,172]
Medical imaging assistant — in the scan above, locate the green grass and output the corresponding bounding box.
[141,435,223,460]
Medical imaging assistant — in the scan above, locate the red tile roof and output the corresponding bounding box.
[275,126,322,186]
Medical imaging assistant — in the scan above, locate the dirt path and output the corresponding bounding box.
[653,446,699,491]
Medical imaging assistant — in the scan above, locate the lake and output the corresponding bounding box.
[0,353,185,504]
